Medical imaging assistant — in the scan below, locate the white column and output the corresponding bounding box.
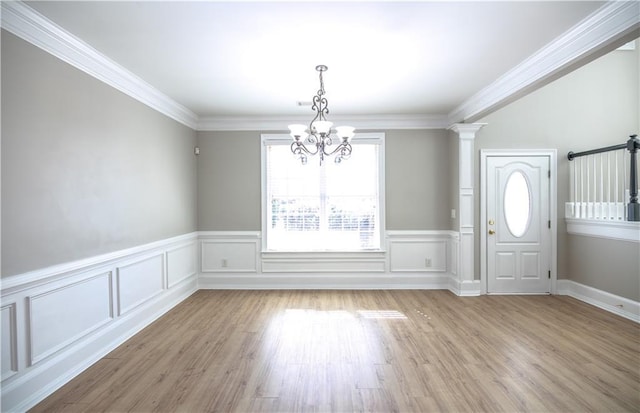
[450,123,484,295]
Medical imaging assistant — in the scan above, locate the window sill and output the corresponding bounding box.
[565,218,640,243]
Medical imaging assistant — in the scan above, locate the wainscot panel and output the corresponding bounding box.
[0,232,198,412]
[201,235,260,273]
[117,254,165,316]
[1,303,18,381]
[167,242,197,288]
[29,271,113,365]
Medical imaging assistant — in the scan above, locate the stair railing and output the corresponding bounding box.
[567,134,639,221]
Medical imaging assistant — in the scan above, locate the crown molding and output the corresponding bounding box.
[1,1,199,129]
[197,114,450,131]
[449,1,640,124]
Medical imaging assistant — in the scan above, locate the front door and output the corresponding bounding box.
[486,156,551,294]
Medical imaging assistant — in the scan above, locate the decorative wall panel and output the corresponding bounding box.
[117,254,165,316]
[1,304,18,380]
[29,272,113,365]
[167,243,197,288]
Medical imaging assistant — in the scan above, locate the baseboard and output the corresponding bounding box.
[448,277,482,296]
[198,273,450,290]
[0,233,199,412]
[557,279,640,323]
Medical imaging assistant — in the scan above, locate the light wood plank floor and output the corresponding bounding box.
[32,290,639,412]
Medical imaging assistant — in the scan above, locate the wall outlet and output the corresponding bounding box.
[221,259,228,268]
[425,258,432,267]
[451,209,456,219]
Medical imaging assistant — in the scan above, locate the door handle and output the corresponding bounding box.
[488,229,495,235]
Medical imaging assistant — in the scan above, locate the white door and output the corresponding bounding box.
[486,156,551,294]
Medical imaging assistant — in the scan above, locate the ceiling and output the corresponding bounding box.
[9,1,639,128]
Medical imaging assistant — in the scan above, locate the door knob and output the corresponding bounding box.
[488,229,495,235]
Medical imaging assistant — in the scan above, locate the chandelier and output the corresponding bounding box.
[288,65,355,165]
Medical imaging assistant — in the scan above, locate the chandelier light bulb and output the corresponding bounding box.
[335,126,355,142]
[288,124,308,141]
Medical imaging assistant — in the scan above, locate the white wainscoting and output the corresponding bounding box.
[0,232,198,413]
[117,253,165,316]
[1,303,18,381]
[200,232,261,273]
[198,230,460,290]
[29,271,113,365]
[557,279,640,323]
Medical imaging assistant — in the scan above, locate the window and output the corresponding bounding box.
[262,133,384,251]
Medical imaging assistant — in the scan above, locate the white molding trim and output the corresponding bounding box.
[197,114,450,131]
[448,279,481,297]
[566,218,640,243]
[557,280,639,323]
[449,1,640,123]
[480,149,558,295]
[0,1,199,130]
[198,230,262,240]
[385,230,458,239]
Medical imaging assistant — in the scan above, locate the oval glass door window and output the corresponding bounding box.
[504,171,531,237]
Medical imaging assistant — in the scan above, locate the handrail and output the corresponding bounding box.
[567,143,627,160]
[568,135,638,221]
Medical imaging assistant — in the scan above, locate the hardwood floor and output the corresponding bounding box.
[32,290,639,412]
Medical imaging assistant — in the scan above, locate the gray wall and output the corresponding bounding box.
[567,236,640,301]
[197,129,451,231]
[476,43,639,300]
[385,129,450,230]
[1,31,198,277]
[197,131,262,230]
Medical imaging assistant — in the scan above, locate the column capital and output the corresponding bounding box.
[448,123,487,137]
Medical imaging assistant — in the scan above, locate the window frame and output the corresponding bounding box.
[261,132,386,253]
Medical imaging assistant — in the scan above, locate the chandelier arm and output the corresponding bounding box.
[291,141,319,156]
[323,141,352,157]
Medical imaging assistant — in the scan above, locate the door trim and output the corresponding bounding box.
[480,149,557,295]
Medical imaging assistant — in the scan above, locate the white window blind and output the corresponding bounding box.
[263,137,383,251]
